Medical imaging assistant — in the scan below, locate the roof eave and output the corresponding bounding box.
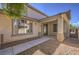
[27,4,48,17]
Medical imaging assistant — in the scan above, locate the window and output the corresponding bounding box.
[13,19,32,35]
[0,3,6,9]
[0,3,3,9]
[53,24,57,32]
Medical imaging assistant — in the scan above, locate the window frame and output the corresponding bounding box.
[12,19,33,36]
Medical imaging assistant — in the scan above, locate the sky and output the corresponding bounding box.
[30,3,79,27]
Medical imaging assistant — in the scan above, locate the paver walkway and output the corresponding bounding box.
[18,37,79,55]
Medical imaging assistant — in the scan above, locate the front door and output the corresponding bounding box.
[43,24,48,35]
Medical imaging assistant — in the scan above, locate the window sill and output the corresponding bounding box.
[11,32,33,36]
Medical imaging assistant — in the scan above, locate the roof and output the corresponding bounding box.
[39,10,71,21]
[27,4,48,17]
[0,4,71,22]
[27,4,71,20]
[22,16,39,22]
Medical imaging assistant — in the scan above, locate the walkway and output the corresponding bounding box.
[18,37,79,55]
[1,36,79,55]
[0,36,51,55]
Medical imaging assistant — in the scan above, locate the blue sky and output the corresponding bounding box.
[30,3,79,27]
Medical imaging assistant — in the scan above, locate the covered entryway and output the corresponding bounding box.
[40,11,70,42]
[41,20,57,37]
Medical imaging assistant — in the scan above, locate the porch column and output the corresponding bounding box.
[66,21,70,38]
[78,28,79,39]
[57,15,64,42]
[41,24,44,36]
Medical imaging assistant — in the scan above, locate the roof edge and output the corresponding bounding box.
[27,4,48,17]
[39,10,71,21]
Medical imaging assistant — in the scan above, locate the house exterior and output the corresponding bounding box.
[0,4,71,47]
[78,28,79,39]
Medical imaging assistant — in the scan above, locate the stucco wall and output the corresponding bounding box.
[64,21,69,38]
[78,29,79,39]
[48,20,57,36]
[63,14,70,38]
[0,11,70,44]
[0,14,12,44]
[27,7,46,20]
[0,14,39,44]
[41,20,57,36]
[10,21,39,43]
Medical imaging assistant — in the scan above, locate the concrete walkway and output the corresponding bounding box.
[18,37,79,55]
[0,36,50,55]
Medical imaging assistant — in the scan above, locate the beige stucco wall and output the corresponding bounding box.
[41,15,68,37]
[41,13,70,39]
[0,14,40,44]
[37,22,42,37]
[39,20,57,36]
[10,21,39,43]
[64,21,67,37]
[63,13,70,38]
[0,14,12,44]
[40,15,58,36]
[64,20,70,38]
[40,16,58,23]
[78,28,79,39]
[27,7,46,19]
[48,20,57,36]
[0,11,70,44]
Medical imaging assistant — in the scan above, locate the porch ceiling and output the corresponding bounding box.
[39,15,59,23]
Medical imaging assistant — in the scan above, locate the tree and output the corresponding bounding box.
[70,24,77,30]
[1,3,27,19]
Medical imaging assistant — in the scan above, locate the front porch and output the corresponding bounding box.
[40,13,70,42]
